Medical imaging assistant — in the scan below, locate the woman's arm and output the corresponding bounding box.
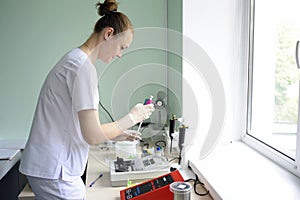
[78,103,154,145]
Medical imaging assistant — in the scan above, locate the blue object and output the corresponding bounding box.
[89,173,103,187]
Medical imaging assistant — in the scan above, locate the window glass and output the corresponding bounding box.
[248,0,300,159]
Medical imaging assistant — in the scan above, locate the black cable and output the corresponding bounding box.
[99,100,115,122]
[143,142,150,149]
[185,175,210,196]
[178,155,182,165]
[155,140,167,149]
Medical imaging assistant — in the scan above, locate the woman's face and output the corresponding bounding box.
[99,31,133,63]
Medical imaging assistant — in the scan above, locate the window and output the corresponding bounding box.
[246,0,300,176]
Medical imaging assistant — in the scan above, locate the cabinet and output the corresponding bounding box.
[0,148,27,200]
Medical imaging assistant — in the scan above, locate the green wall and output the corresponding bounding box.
[167,0,183,119]
[0,0,182,140]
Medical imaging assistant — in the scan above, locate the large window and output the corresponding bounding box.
[246,0,300,176]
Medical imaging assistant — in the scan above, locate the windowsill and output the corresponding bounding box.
[188,141,300,200]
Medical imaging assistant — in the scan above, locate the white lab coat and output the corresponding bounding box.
[20,48,99,197]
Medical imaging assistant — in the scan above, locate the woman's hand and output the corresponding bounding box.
[112,130,142,141]
[128,103,155,124]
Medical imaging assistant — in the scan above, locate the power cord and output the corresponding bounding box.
[185,175,210,196]
[99,100,115,122]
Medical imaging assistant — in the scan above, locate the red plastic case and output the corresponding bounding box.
[120,170,184,200]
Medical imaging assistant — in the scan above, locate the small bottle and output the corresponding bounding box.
[155,146,162,156]
[144,95,154,105]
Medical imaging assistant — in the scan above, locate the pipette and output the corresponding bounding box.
[137,95,153,132]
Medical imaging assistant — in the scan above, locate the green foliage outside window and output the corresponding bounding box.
[274,23,299,124]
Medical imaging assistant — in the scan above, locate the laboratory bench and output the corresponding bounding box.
[85,145,213,200]
[19,145,213,200]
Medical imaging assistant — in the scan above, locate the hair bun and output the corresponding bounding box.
[96,0,118,16]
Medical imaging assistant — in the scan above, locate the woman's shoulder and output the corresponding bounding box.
[61,48,89,66]
[66,48,87,60]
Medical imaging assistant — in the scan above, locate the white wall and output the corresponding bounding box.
[182,0,248,160]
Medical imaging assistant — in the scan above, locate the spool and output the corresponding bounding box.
[170,182,192,200]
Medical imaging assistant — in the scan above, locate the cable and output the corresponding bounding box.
[185,175,210,196]
[154,140,167,149]
[99,100,115,122]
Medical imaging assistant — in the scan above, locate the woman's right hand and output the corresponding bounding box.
[128,103,155,124]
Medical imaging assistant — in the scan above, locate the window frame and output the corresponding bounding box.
[243,0,300,177]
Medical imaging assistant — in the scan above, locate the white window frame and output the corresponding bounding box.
[243,0,300,177]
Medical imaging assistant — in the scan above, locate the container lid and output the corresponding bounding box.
[170,182,192,194]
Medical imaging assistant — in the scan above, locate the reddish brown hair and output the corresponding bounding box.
[94,0,133,35]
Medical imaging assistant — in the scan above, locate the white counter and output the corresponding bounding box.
[0,149,21,180]
[0,139,25,180]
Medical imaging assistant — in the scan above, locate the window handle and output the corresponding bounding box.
[296,40,300,69]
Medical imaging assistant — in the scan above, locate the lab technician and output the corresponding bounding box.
[19,0,154,199]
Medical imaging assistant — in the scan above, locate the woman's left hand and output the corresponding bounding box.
[112,130,142,141]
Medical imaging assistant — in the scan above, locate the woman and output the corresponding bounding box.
[19,0,154,199]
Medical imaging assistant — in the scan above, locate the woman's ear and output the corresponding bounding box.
[104,27,114,40]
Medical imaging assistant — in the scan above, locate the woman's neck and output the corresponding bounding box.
[79,33,103,64]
